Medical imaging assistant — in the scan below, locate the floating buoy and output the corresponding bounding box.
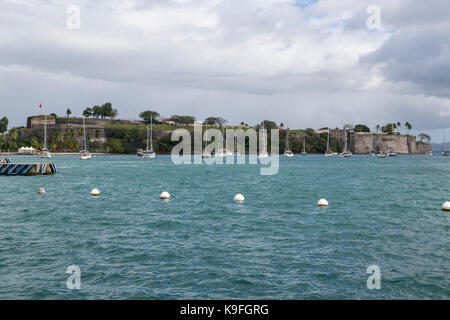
[91,188,100,197]
[160,191,170,200]
[37,187,46,194]
[442,202,450,211]
[234,194,245,203]
[317,199,328,207]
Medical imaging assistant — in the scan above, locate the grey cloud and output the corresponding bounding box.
[1,0,450,139]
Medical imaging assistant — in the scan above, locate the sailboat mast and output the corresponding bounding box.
[344,129,348,151]
[44,114,47,149]
[146,126,149,150]
[150,115,153,150]
[222,126,225,151]
[204,122,207,152]
[83,117,87,151]
[286,128,290,150]
[443,131,446,153]
[261,122,266,152]
[326,130,330,153]
[371,133,374,151]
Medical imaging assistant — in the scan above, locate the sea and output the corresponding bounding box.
[0,154,448,299]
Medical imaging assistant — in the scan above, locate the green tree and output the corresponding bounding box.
[168,115,196,125]
[92,106,101,118]
[204,117,226,126]
[30,137,40,149]
[0,116,8,133]
[139,110,160,124]
[418,133,431,143]
[0,134,6,150]
[50,113,57,118]
[105,138,125,153]
[99,102,118,118]
[83,107,93,117]
[354,124,370,132]
[66,108,72,117]
[382,123,394,134]
[8,128,18,142]
[260,120,278,130]
[405,122,412,133]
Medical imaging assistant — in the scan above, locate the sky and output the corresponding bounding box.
[1,0,450,141]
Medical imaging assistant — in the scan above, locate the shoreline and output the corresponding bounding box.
[1,152,430,156]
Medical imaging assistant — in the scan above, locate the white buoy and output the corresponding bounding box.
[317,199,329,207]
[37,187,46,194]
[160,191,171,200]
[91,188,100,197]
[442,202,450,211]
[234,194,245,203]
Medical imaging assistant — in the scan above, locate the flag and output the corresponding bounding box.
[39,104,42,108]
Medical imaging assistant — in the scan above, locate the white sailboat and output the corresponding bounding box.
[284,127,293,157]
[325,130,338,156]
[233,132,240,156]
[369,133,376,156]
[442,131,449,156]
[225,130,234,156]
[339,128,352,157]
[80,117,92,160]
[40,114,51,158]
[258,122,269,159]
[141,115,156,159]
[202,122,211,158]
[215,126,227,157]
[301,135,307,155]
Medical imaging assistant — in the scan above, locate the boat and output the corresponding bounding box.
[325,130,338,156]
[224,129,235,156]
[339,128,352,157]
[377,148,389,158]
[284,127,294,157]
[301,136,307,155]
[369,134,376,156]
[202,123,211,158]
[426,150,433,156]
[80,117,91,160]
[140,116,156,159]
[258,123,269,159]
[233,133,241,156]
[442,131,449,156]
[215,126,227,157]
[40,114,51,159]
[387,149,397,156]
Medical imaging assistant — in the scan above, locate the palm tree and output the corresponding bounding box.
[405,122,412,135]
[375,125,381,133]
[8,128,18,142]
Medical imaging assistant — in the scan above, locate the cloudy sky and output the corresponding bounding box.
[1,0,450,140]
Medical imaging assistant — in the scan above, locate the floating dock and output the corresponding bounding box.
[0,159,57,176]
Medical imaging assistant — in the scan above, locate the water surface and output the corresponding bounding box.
[0,154,449,299]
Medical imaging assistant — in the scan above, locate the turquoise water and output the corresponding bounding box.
[0,154,449,299]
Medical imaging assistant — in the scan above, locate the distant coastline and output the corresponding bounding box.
[1,114,431,155]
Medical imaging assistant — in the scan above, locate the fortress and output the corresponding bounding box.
[17,116,431,154]
[329,129,430,154]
